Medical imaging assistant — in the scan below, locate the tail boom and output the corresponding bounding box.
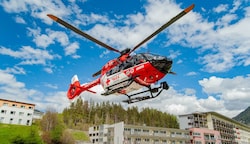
[67,75,100,100]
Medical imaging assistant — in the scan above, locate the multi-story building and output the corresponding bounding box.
[0,98,35,126]
[189,128,221,144]
[179,112,250,144]
[89,121,190,144]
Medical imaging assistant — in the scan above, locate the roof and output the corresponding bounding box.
[0,98,35,106]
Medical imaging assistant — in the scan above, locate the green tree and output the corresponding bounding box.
[41,108,74,144]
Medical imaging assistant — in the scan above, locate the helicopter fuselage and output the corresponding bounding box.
[100,53,173,95]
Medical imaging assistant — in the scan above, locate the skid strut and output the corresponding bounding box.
[122,81,169,104]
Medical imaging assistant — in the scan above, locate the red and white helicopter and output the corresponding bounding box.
[48,4,194,103]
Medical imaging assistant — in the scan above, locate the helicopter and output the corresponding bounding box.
[47,4,194,103]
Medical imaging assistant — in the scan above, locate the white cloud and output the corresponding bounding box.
[199,75,250,110]
[0,70,37,101]
[15,16,26,24]
[213,4,229,13]
[0,46,59,65]
[43,83,58,89]
[27,28,69,48]
[3,66,26,75]
[65,42,80,58]
[0,70,69,112]
[78,83,245,118]
[44,67,53,74]
[186,71,198,76]
[162,1,250,73]
[0,0,72,24]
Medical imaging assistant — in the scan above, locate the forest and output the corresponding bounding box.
[62,97,179,130]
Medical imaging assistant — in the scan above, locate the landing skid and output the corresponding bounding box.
[122,82,169,104]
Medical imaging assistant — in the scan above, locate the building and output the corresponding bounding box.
[0,98,35,126]
[89,121,190,144]
[189,128,221,144]
[33,109,44,120]
[179,112,250,144]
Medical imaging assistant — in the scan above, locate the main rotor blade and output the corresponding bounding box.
[130,4,195,54]
[47,14,120,53]
[92,69,101,77]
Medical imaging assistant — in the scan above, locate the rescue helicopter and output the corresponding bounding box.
[47,4,194,103]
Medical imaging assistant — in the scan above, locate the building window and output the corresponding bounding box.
[9,118,13,124]
[135,138,141,142]
[0,117,4,123]
[193,132,201,137]
[144,138,150,142]
[3,103,8,106]
[12,104,17,107]
[195,141,202,144]
[28,106,33,109]
[18,119,22,124]
[142,129,149,134]
[21,105,25,108]
[26,120,30,125]
[27,113,32,116]
[10,111,16,115]
[19,112,24,116]
[1,110,7,114]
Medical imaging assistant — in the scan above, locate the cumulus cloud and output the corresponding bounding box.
[0,46,59,65]
[0,0,71,24]
[65,42,80,58]
[199,75,250,111]
[0,70,69,112]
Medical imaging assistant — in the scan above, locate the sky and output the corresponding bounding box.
[0,0,250,118]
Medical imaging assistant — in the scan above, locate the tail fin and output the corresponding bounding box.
[67,75,82,100]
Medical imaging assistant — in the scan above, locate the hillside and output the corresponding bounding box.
[233,106,250,126]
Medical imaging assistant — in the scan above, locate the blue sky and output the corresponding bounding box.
[0,0,250,118]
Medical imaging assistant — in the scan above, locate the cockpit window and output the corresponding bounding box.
[140,53,167,61]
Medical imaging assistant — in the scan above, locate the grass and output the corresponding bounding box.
[0,123,90,143]
[0,123,41,144]
[71,130,89,141]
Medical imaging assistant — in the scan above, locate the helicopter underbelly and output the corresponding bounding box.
[101,71,143,95]
[101,71,130,91]
[100,62,167,95]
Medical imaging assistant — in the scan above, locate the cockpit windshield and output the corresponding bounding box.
[137,53,170,61]
[106,53,171,76]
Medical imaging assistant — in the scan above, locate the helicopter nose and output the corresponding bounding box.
[151,58,173,74]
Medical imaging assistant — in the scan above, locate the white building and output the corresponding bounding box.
[0,98,35,126]
[179,111,250,144]
[33,109,44,120]
[89,121,190,144]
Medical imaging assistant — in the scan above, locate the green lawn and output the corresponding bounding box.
[71,130,89,141]
[0,124,90,143]
[0,123,42,144]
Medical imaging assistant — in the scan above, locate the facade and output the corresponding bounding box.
[89,121,190,144]
[189,128,221,144]
[179,112,250,144]
[33,109,44,120]
[0,98,35,126]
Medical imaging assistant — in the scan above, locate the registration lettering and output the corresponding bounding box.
[136,64,144,71]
